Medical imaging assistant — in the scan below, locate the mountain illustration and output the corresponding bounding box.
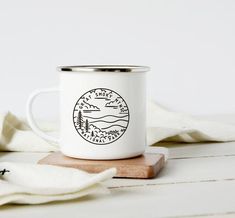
[73,88,129,145]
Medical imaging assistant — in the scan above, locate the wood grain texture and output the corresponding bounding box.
[38,152,165,179]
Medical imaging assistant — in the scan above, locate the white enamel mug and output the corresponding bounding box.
[27,65,149,160]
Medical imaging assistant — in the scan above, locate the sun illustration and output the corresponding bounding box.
[73,88,130,145]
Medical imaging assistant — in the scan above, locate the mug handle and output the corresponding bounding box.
[26,87,59,144]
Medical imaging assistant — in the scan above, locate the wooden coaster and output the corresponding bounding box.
[38,152,165,179]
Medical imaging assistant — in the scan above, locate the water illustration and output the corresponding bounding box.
[73,88,130,145]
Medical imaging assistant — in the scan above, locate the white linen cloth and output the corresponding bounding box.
[147,101,235,145]
[1,101,235,206]
[0,162,116,205]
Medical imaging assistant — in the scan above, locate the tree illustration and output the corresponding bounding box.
[77,111,83,129]
[91,131,94,137]
[85,119,89,132]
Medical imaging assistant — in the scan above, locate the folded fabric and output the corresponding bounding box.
[0,112,57,152]
[0,162,116,205]
[1,101,235,152]
[147,101,235,145]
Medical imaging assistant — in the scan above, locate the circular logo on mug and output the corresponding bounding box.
[73,88,130,145]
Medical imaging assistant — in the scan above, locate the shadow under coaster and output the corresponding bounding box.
[38,152,165,179]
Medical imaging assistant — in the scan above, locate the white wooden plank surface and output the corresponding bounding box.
[151,141,235,159]
[0,152,47,163]
[166,142,235,159]
[107,143,235,187]
[105,156,235,188]
[0,141,235,218]
[0,180,235,218]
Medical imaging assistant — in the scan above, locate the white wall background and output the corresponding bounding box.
[1,0,235,119]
